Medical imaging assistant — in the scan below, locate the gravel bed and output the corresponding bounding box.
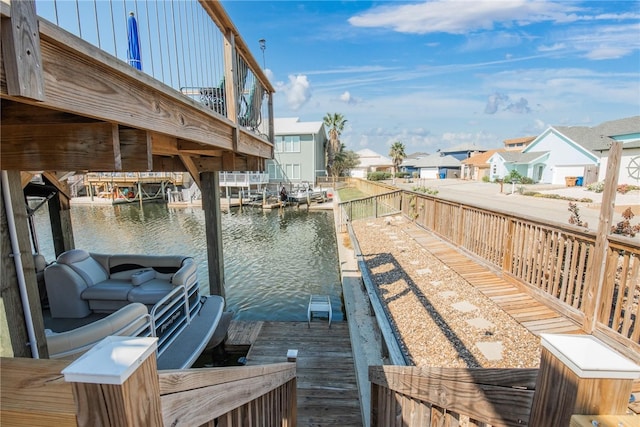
[352,215,541,369]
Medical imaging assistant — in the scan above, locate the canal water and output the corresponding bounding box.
[33,203,343,322]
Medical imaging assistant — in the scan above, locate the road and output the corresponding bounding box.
[391,179,639,234]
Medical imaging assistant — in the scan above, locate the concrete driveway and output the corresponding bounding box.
[390,179,639,234]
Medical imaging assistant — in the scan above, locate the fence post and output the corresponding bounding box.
[62,336,162,427]
[529,334,640,426]
[502,218,515,274]
[582,141,622,333]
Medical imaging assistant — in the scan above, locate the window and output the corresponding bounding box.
[285,163,301,180]
[274,135,301,153]
[267,161,284,180]
[267,162,300,180]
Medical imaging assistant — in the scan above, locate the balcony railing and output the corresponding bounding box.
[34,0,272,138]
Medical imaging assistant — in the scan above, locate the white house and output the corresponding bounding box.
[487,116,639,185]
[350,149,392,178]
[590,116,640,186]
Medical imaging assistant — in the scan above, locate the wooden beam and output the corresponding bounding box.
[19,172,34,188]
[152,155,188,172]
[1,122,121,171]
[178,140,224,157]
[237,130,272,159]
[221,151,236,171]
[119,128,153,171]
[179,155,201,189]
[0,0,44,100]
[150,133,179,156]
[41,171,71,200]
[21,20,236,150]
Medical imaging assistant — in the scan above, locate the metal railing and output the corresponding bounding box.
[34,0,272,136]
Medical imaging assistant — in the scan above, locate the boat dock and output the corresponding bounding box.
[227,320,362,426]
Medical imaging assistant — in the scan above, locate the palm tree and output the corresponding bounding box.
[389,141,406,183]
[323,113,347,177]
[332,143,360,178]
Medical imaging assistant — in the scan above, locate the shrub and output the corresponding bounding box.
[519,176,535,184]
[587,181,605,193]
[395,171,410,178]
[367,171,392,181]
[481,176,490,183]
[612,208,640,237]
[568,202,588,228]
[412,186,439,195]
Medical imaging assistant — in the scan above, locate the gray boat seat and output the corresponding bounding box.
[44,249,198,318]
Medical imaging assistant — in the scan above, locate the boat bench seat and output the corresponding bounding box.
[46,302,150,360]
[44,249,197,318]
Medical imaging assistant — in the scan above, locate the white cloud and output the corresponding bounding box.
[348,0,581,35]
[276,74,311,110]
[339,91,361,105]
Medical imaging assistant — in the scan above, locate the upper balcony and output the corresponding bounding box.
[1,0,274,177]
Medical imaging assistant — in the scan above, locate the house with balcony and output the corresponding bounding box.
[266,117,327,187]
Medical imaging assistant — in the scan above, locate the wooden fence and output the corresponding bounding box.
[339,182,640,363]
[0,356,297,427]
[370,365,538,426]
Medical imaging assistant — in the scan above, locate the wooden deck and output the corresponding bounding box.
[407,227,584,336]
[235,321,362,427]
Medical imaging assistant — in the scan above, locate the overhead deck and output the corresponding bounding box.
[0,0,274,360]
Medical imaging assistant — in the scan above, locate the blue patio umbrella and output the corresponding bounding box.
[127,12,142,70]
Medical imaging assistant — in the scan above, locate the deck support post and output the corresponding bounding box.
[47,189,74,257]
[529,334,640,426]
[63,336,162,427]
[201,171,226,297]
[0,170,48,358]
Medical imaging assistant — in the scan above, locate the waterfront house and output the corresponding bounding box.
[267,117,328,186]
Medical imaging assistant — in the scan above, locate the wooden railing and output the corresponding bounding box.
[341,179,640,363]
[370,365,538,426]
[159,362,297,426]
[0,356,296,427]
[337,190,402,232]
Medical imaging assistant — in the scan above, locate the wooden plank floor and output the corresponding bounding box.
[408,229,583,336]
[245,321,362,427]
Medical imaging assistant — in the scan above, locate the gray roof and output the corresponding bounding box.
[404,152,430,159]
[594,116,640,138]
[413,153,460,168]
[553,116,639,152]
[442,143,486,153]
[499,151,549,164]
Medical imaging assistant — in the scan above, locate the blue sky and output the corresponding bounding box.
[221,0,640,155]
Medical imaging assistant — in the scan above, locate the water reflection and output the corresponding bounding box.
[34,203,342,321]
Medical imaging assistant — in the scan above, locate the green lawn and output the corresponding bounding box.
[337,187,368,201]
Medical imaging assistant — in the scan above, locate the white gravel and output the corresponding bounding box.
[352,215,541,369]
